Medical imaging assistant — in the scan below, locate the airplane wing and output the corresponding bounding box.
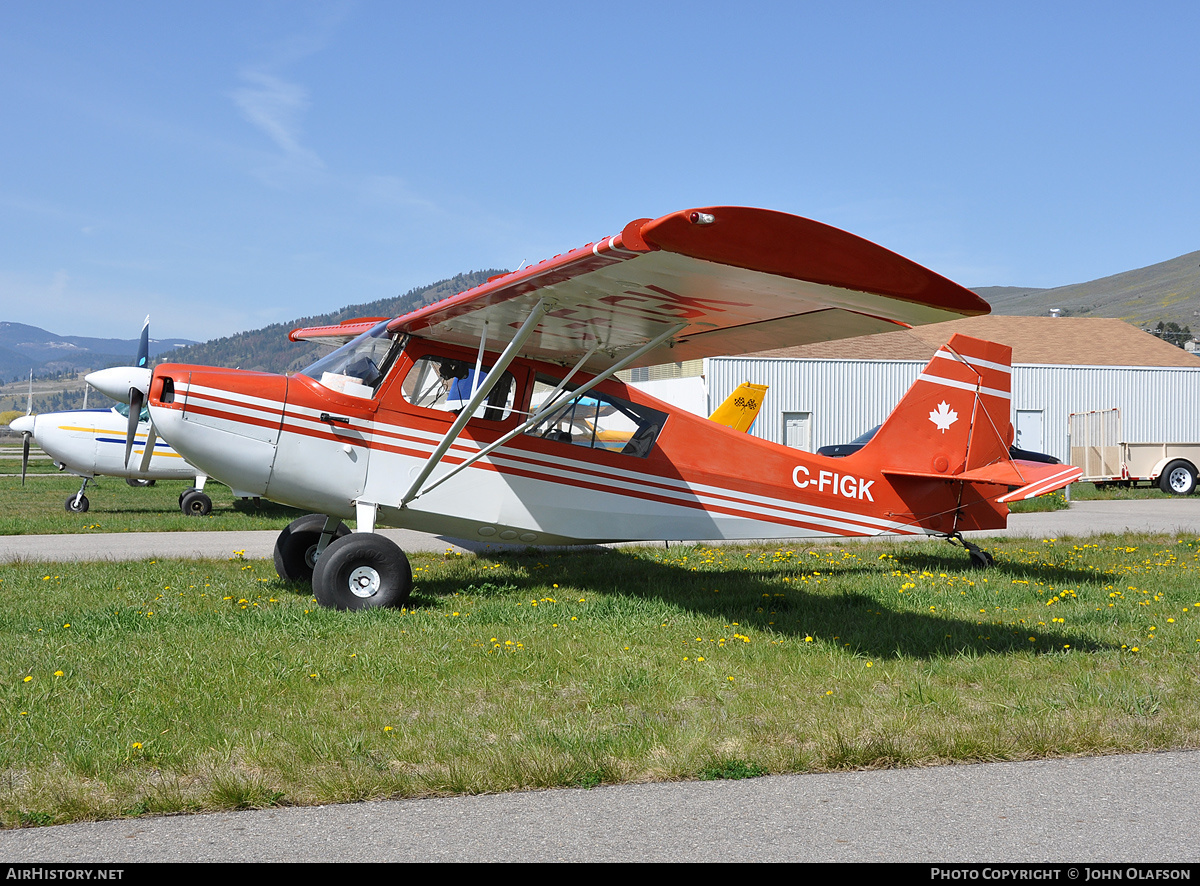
[367,206,988,373]
[289,318,391,346]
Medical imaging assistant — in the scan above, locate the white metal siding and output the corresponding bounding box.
[706,358,1200,463]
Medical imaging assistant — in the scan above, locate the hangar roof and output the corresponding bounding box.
[750,316,1200,367]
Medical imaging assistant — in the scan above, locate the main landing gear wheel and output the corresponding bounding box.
[1159,460,1197,496]
[126,478,155,488]
[180,489,212,516]
[312,533,412,611]
[65,494,89,514]
[274,514,351,583]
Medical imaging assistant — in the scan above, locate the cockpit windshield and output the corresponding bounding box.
[298,321,403,399]
[113,402,150,422]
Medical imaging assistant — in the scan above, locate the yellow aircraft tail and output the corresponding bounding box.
[709,382,767,433]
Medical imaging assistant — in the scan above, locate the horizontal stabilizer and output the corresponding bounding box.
[883,461,1082,501]
[995,462,1083,503]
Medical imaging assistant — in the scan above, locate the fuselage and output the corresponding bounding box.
[146,331,1008,544]
[17,407,197,481]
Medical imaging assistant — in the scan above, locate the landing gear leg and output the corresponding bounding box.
[274,514,351,583]
[65,478,91,514]
[946,532,994,568]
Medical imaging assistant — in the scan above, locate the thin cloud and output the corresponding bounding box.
[231,69,322,168]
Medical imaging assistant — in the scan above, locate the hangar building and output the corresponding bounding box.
[633,317,1200,464]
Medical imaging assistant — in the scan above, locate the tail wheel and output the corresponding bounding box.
[65,494,89,514]
[969,549,995,569]
[1159,461,1197,496]
[181,489,212,516]
[273,514,351,583]
[312,533,412,610]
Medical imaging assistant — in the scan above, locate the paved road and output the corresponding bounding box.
[3,499,1199,862]
[1,750,1196,862]
[3,499,1199,564]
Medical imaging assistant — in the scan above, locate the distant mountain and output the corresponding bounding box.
[0,321,198,382]
[10,247,1200,393]
[0,272,500,416]
[154,269,502,373]
[973,250,1200,332]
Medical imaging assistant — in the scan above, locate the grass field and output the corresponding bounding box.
[0,443,304,535]
[3,526,1199,827]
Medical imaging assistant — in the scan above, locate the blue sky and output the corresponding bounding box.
[2,1,1198,341]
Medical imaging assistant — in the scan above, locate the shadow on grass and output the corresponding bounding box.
[407,544,1117,661]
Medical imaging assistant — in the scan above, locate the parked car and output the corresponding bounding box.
[817,426,1061,465]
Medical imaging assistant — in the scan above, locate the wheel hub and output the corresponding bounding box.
[348,566,380,598]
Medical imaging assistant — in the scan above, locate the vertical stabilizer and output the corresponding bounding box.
[709,382,768,433]
[867,334,1013,477]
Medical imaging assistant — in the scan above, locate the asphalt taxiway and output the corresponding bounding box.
[2,499,1199,564]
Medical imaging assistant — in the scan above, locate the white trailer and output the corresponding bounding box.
[1069,408,1200,495]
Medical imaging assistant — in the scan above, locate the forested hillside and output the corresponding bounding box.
[154,269,503,373]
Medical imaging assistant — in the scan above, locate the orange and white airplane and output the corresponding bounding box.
[103,207,1081,609]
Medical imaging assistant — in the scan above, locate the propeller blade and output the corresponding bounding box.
[26,369,33,416]
[21,431,30,486]
[138,421,157,474]
[136,315,150,369]
[124,387,145,468]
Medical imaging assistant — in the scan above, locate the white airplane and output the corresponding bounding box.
[109,206,1080,609]
[11,318,216,515]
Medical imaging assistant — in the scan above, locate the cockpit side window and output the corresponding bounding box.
[400,355,516,422]
[298,321,404,399]
[525,375,666,457]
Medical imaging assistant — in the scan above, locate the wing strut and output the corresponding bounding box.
[398,299,551,508]
[407,321,687,503]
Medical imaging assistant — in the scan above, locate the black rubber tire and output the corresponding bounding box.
[969,549,995,569]
[65,494,89,514]
[179,486,196,506]
[126,478,152,488]
[273,514,351,583]
[1159,460,1197,496]
[181,490,213,516]
[312,533,413,611]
